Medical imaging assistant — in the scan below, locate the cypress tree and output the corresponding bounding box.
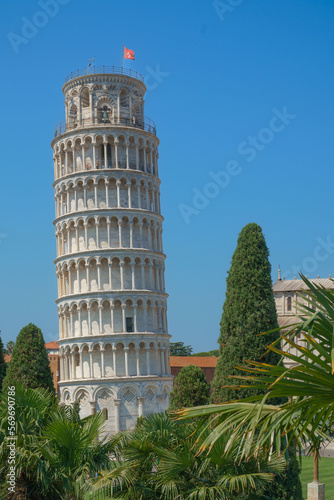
[169,364,210,410]
[211,223,281,403]
[0,335,7,391]
[2,323,54,393]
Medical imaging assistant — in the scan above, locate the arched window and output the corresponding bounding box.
[287,296,292,312]
[69,105,77,128]
[82,88,89,108]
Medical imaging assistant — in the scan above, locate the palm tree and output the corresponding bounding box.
[174,275,334,468]
[89,412,286,499]
[0,384,113,499]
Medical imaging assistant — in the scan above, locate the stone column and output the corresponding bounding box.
[137,397,145,418]
[143,147,147,172]
[86,264,90,292]
[82,144,85,169]
[135,348,140,376]
[107,221,111,247]
[139,220,143,246]
[89,351,93,378]
[149,264,153,290]
[143,306,148,332]
[145,186,149,209]
[137,186,141,208]
[141,263,145,289]
[83,186,87,208]
[120,261,124,289]
[101,348,105,377]
[110,303,114,333]
[146,348,151,375]
[125,143,129,169]
[133,306,137,332]
[90,401,96,415]
[121,304,126,332]
[93,143,96,167]
[114,141,118,166]
[97,263,101,289]
[87,307,91,335]
[114,399,121,432]
[148,225,152,248]
[124,347,129,377]
[105,182,109,207]
[70,311,73,337]
[72,352,76,379]
[74,226,79,252]
[155,349,160,375]
[78,308,82,337]
[161,349,165,376]
[108,261,113,289]
[112,345,116,375]
[94,184,98,207]
[84,223,88,249]
[131,263,135,290]
[76,266,81,293]
[98,305,103,333]
[104,142,108,169]
[135,144,139,170]
[128,184,132,207]
[79,351,83,378]
[95,221,99,249]
[89,90,94,123]
[118,221,122,247]
[129,223,133,248]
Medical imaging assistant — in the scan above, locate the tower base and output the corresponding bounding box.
[59,377,173,436]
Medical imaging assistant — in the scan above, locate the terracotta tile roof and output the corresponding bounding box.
[170,356,218,368]
[45,342,59,349]
[4,342,59,363]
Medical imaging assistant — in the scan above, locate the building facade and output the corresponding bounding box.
[51,66,173,434]
[273,271,334,368]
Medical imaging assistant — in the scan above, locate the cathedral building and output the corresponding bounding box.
[51,65,173,434]
[272,270,334,367]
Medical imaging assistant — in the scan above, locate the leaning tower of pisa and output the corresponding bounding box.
[51,66,172,434]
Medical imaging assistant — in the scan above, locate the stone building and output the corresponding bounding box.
[51,65,173,434]
[46,341,60,391]
[273,270,334,367]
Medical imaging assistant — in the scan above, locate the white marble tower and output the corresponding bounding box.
[51,66,172,434]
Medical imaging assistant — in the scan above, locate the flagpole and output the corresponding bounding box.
[121,44,124,71]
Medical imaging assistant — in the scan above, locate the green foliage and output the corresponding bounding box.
[0,385,292,500]
[2,323,54,393]
[192,349,219,357]
[170,341,193,356]
[211,223,281,403]
[0,335,7,391]
[263,459,302,499]
[169,364,210,410]
[176,275,334,497]
[0,383,114,499]
[89,412,286,499]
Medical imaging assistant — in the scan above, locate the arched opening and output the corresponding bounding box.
[69,105,77,128]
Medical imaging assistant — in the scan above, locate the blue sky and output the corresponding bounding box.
[1,0,334,352]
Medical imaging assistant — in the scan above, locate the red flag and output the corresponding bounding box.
[124,47,135,60]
